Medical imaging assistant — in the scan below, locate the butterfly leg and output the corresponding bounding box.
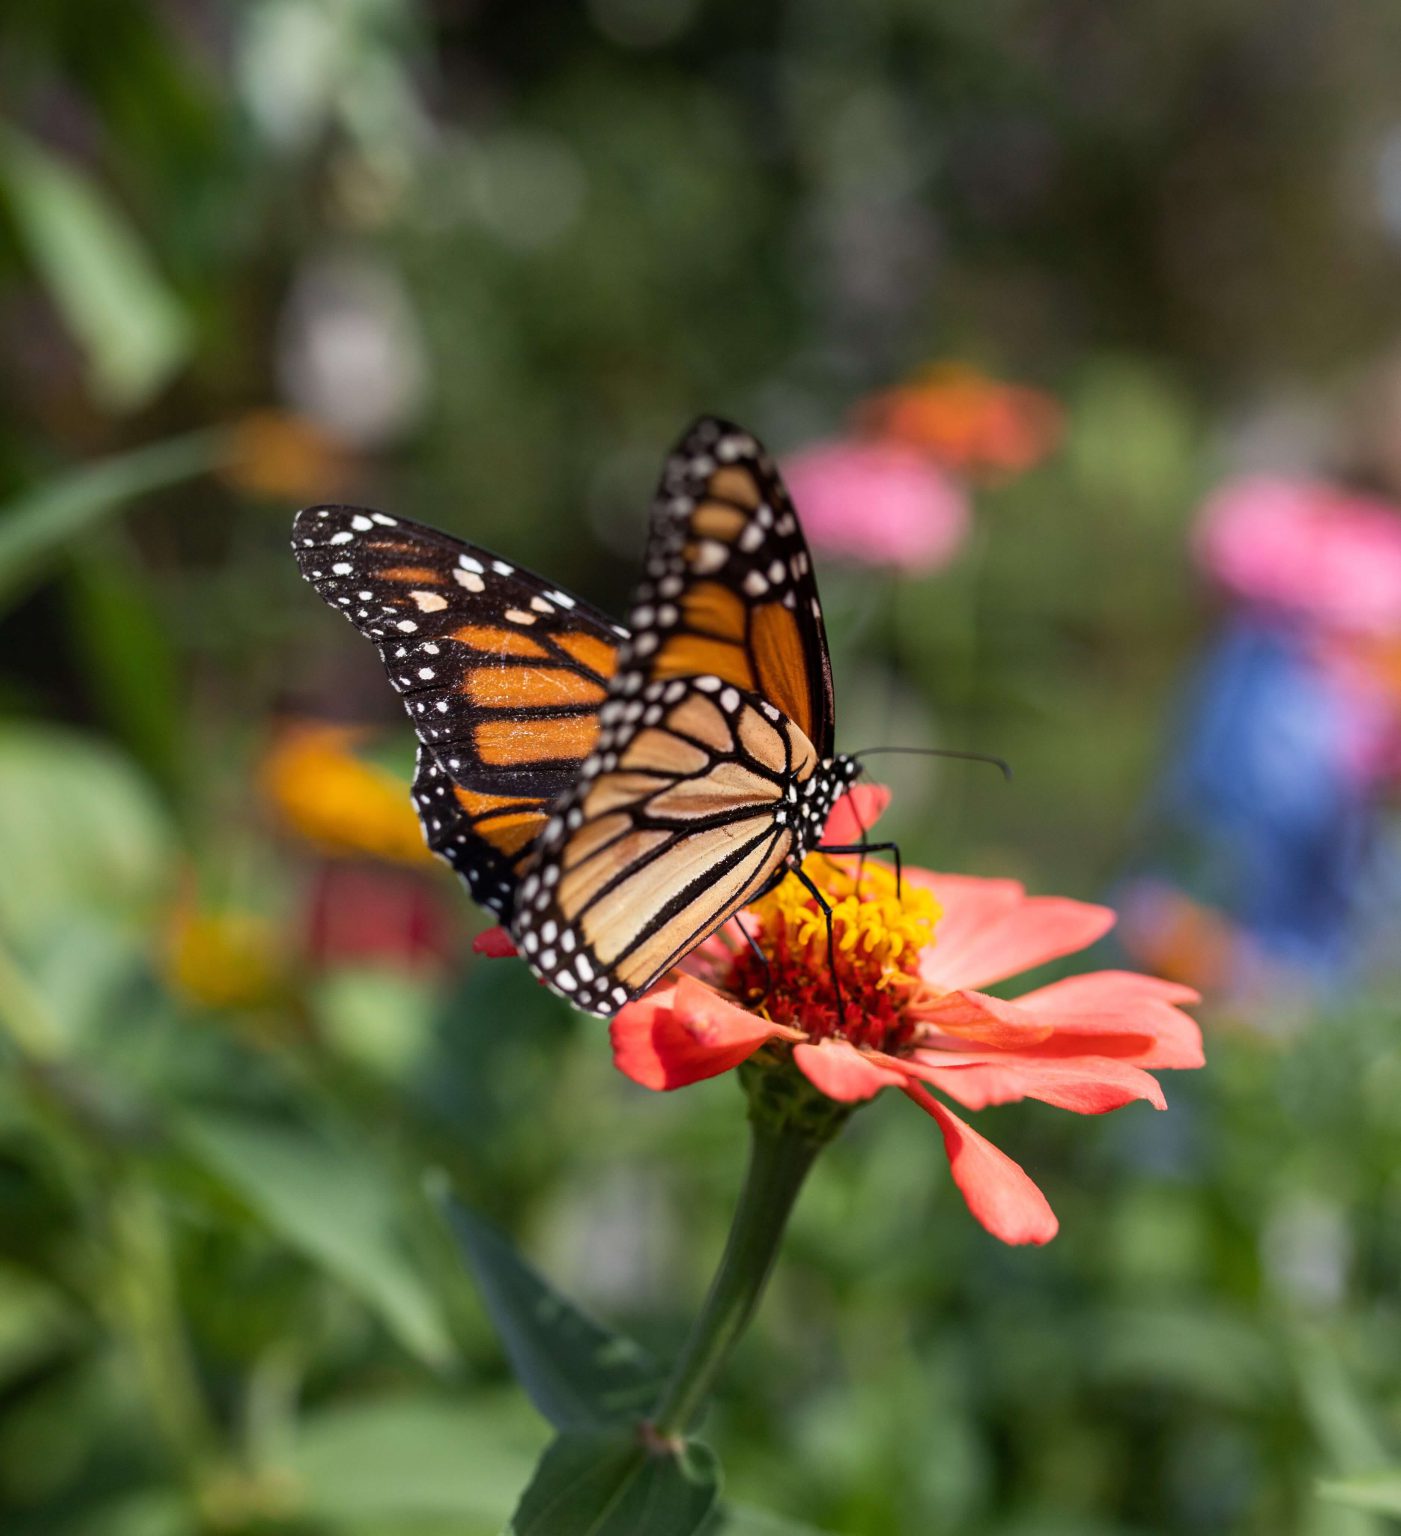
[733,912,772,1005]
[817,840,903,897]
[794,863,846,1028]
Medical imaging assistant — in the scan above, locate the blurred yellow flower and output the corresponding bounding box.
[260,722,433,866]
[163,906,286,1010]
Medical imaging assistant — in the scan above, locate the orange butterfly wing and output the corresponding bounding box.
[292,504,625,916]
[622,418,835,757]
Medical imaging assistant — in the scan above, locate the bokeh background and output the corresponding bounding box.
[4,3,1401,1533]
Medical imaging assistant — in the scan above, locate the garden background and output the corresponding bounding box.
[3,2,1401,1532]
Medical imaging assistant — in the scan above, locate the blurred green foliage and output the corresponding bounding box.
[2,2,1401,1532]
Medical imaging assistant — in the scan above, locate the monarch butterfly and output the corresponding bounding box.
[292,416,874,1017]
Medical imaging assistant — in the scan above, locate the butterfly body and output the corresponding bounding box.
[292,416,860,1017]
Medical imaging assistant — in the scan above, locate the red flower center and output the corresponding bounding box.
[722,855,941,1053]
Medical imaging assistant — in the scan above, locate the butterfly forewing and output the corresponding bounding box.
[616,416,836,758]
[292,503,626,917]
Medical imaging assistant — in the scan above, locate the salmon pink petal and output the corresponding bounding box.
[915,988,1056,1046]
[473,926,517,958]
[1017,970,1201,1009]
[906,870,1023,956]
[610,976,796,1090]
[903,1083,1058,1245]
[905,1051,1167,1113]
[920,890,1115,991]
[793,1040,906,1102]
[821,783,891,847]
[1011,971,1205,1068]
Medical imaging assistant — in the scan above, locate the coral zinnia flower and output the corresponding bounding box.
[859,364,1065,481]
[476,788,1202,1246]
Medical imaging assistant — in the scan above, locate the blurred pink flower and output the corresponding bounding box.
[782,438,970,574]
[1195,476,1401,636]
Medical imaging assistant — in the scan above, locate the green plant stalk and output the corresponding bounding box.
[105,1176,222,1482]
[0,943,223,1498]
[649,1119,822,1439]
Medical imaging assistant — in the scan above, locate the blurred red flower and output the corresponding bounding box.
[302,861,458,972]
[780,438,970,574]
[859,364,1065,480]
[479,788,1202,1245]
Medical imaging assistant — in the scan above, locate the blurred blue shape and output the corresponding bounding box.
[1143,617,1381,985]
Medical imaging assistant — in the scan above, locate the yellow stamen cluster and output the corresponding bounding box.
[749,854,940,990]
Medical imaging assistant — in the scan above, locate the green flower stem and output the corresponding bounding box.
[650,1117,823,1439]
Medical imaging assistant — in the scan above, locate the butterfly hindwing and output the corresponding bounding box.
[292,504,626,917]
[510,675,816,1015]
[617,416,836,758]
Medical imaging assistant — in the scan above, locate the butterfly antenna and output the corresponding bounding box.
[852,745,1013,781]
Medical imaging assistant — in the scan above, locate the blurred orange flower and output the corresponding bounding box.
[260,722,432,866]
[222,409,356,501]
[1115,879,1237,993]
[860,364,1064,480]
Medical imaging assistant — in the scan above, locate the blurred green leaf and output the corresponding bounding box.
[63,1488,191,1536]
[0,126,192,409]
[291,1393,544,1525]
[0,1264,80,1388]
[1318,1470,1401,1514]
[1092,1305,1282,1410]
[712,1506,842,1535]
[507,1429,719,1536]
[0,725,174,955]
[181,1111,452,1367]
[1293,1330,1393,1475]
[0,429,225,615]
[65,544,181,792]
[443,1197,664,1430]
[313,965,438,1081]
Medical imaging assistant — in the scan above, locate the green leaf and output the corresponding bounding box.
[0,126,191,410]
[0,1264,80,1388]
[181,1111,452,1367]
[507,1430,719,1536]
[291,1394,545,1525]
[712,1508,843,1536]
[65,543,182,792]
[1317,1470,1401,1514]
[0,725,175,955]
[442,1197,665,1430]
[62,1489,191,1536]
[0,429,225,615]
